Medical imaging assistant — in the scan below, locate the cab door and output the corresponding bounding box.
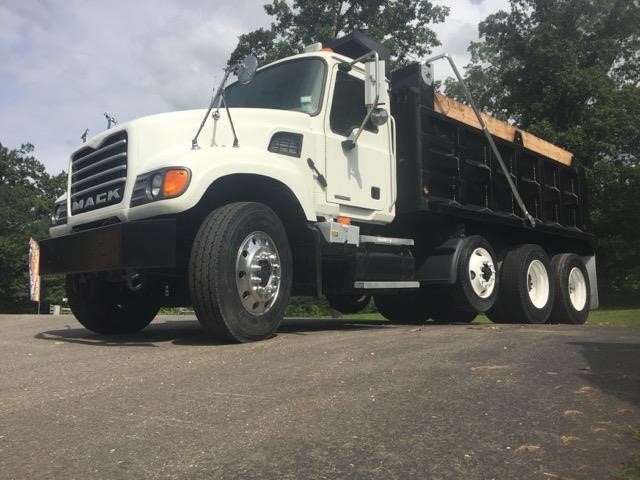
[324,66,392,212]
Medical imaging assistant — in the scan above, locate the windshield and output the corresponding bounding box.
[224,58,326,115]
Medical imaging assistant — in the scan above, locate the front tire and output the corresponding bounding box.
[65,274,159,334]
[487,244,554,324]
[189,202,292,343]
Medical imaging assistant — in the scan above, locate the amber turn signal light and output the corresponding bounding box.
[162,169,190,197]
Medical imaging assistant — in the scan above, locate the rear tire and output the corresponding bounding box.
[189,202,292,343]
[548,254,590,325]
[486,244,554,324]
[450,236,498,312]
[374,291,430,324]
[326,294,371,314]
[65,274,158,334]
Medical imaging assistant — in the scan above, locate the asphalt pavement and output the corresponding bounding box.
[1,314,639,480]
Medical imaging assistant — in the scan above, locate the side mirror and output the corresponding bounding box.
[340,53,388,151]
[237,54,258,84]
[365,59,386,106]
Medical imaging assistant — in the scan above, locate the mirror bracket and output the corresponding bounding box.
[341,103,376,152]
[190,54,257,150]
[341,139,356,150]
[339,51,385,151]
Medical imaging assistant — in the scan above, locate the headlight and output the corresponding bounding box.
[50,203,67,226]
[131,167,191,207]
[147,173,164,199]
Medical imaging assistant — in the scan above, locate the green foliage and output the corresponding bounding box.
[0,142,66,313]
[613,463,640,480]
[286,296,334,317]
[230,0,449,68]
[445,0,640,306]
[285,296,378,317]
[588,159,640,305]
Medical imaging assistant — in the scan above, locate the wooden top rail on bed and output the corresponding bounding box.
[433,93,573,167]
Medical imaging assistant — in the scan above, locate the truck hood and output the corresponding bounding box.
[71,108,315,175]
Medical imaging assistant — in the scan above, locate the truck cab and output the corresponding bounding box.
[50,47,394,240]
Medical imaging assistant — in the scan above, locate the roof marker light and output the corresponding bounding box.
[304,42,323,53]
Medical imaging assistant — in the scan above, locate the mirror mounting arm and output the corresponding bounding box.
[341,96,378,151]
[339,51,382,151]
[191,54,257,150]
[339,50,378,71]
[192,68,232,150]
[221,92,239,148]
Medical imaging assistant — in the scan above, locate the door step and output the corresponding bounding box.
[353,281,419,289]
[359,235,414,246]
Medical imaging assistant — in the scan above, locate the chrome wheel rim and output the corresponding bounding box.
[468,247,496,299]
[568,267,587,311]
[527,259,550,309]
[235,231,281,315]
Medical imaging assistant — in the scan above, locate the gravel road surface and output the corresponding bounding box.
[1,314,639,479]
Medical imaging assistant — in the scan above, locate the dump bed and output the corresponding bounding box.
[390,63,591,241]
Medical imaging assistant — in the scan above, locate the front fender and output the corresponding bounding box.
[127,148,318,222]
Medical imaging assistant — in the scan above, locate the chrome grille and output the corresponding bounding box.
[70,131,127,214]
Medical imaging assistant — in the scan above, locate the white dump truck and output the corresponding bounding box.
[40,32,597,342]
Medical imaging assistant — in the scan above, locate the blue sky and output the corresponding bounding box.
[0,0,509,173]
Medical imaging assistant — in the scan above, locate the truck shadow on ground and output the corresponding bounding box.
[569,341,640,407]
[34,320,217,347]
[33,317,391,347]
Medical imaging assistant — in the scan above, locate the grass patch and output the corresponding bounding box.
[162,303,640,328]
[612,426,640,480]
[342,309,640,327]
[613,465,640,480]
[586,309,640,327]
[342,312,384,321]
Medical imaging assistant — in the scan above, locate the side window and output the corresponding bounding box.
[330,72,377,137]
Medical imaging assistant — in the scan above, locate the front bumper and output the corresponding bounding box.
[40,219,176,275]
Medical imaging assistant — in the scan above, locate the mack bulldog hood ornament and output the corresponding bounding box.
[104,112,118,129]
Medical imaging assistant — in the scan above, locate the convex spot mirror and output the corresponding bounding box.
[237,54,258,85]
[370,108,388,127]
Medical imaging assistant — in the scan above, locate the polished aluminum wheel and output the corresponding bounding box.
[467,247,496,299]
[235,231,281,315]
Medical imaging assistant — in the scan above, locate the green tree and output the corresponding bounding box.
[445,0,640,305]
[0,142,66,313]
[230,0,449,68]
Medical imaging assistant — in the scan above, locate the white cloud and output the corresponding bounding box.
[0,0,509,173]
[0,0,269,172]
[430,0,511,81]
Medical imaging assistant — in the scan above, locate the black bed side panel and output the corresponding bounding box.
[390,63,591,238]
